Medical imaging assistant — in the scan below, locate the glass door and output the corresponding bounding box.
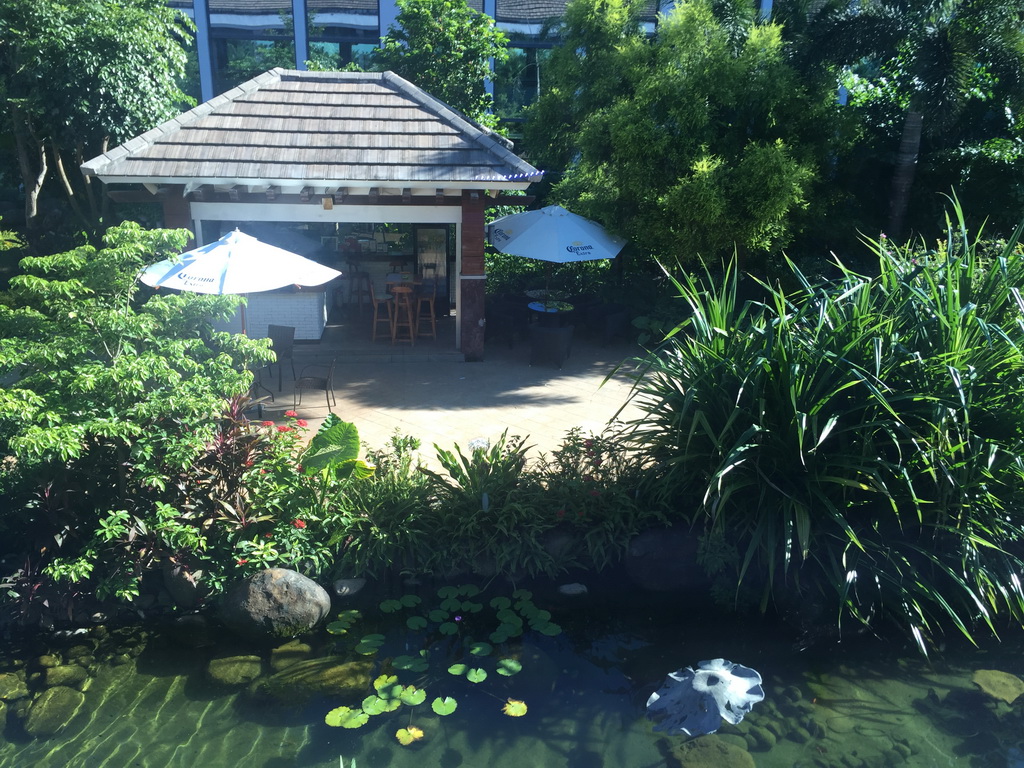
[414,226,450,315]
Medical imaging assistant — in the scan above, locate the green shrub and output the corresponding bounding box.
[624,203,1024,651]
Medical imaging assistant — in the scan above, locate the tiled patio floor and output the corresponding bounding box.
[254,306,648,466]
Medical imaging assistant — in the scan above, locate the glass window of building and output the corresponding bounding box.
[209,1,295,93]
[308,1,380,70]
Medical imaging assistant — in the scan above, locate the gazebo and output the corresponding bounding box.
[80,68,542,358]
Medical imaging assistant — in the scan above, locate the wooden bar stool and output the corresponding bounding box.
[390,284,415,345]
[415,279,437,341]
[368,281,394,342]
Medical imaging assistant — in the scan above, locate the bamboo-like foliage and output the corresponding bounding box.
[625,202,1024,651]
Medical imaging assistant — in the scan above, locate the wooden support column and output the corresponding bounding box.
[460,190,487,361]
[161,187,195,247]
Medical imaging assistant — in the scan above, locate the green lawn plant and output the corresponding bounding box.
[325,584,547,742]
[625,200,1024,652]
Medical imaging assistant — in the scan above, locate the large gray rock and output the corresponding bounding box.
[219,568,331,642]
[207,655,264,686]
[625,526,707,592]
[248,657,373,704]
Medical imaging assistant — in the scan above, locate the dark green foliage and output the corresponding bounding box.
[624,202,1024,651]
[371,0,509,129]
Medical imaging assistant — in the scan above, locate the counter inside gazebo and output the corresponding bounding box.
[81,68,542,359]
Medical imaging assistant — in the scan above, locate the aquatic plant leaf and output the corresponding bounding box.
[529,609,551,625]
[502,699,528,717]
[396,726,424,745]
[489,630,509,644]
[428,609,450,623]
[355,642,381,655]
[490,596,511,610]
[379,599,404,613]
[400,594,422,608]
[536,622,562,637]
[496,610,522,627]
[326,621,352,635]
[503,623,524,637]
[461,601,484,613]
[406,616,428,631]
[437,586,459,599]
[512,589,532,600]
[431,696,458,716]
[440,598,462,612]
[514,599,535,614]
[325,706,370,728]
[392,654,428,673]
[496,658,522,676]
[439,622,459,635]
[448,663,469,676]
[374,674,399,693]
[362,695,388,715]
[400,686,427,706]
[459,584,481,597]
[360,633,386,645]
[469,642,493,657]
[466,668,488,683]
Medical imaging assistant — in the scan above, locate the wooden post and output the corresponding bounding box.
[460,190,487,361]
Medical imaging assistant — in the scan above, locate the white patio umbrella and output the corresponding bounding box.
[488,205,627,301]
[140,228,342,334]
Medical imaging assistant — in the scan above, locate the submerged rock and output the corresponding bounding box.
[24,686,86,738]
[669,734,755,768]
[333,578,366,598]
[249,656,372,704]
[972,669,1024,704]
[219,568,332,643]
[0,672,28,701]
[270,639,314,672]
[43,664,88,689]
[207,655,264,687]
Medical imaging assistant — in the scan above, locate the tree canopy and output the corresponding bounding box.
[371,0,509,129]
[0,0,194,235]
[524,0,839,269]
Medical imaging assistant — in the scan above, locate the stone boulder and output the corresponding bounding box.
[249,656,373,704]
[625,526,708,592]
[219,568,331,643]
[670,735,755,768]
[0,672,28,701]
[207,655,264,687]
[24,686,86,738]
[42,664,88,689]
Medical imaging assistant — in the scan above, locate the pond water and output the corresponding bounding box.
[0,579,1022,768]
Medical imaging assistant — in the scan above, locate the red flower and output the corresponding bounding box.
[264,533,272,538]
[236,558,249,565]
[296,464,303,472]
[260,469,268,474]
[284,410,298,418]
[296,419,308,427]
[293,519,307,529]
[244,460,254,467]
[276,425,293,433]
[261,420,274,427]
[556,509,566,519]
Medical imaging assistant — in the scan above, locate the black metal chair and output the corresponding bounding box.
[266,324,296,391]
[294,358,338,412]
[529,324,574,369]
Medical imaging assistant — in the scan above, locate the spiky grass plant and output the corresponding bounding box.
[625,203,1024,652]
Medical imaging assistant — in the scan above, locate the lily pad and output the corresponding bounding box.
[536,622,562,637]
[406,616,428,631]
[325,705,370,728]
[458,584,481,597]
[439,622,459,636]
[490,596,511,610]
[400,686,427,706]
[355,641,382,655]
[469,642,493,657]
[373,674,399,693]
[440,598,462,612]
[448,663,469,676]
[396,726,424,745]
[431,696,458,716]
[502,698,528,717]
[496,658,523,676]
[379,599,404,613]
[496,610,522,626]
[461,601,484,613]
[392,654,429,673]
[400,594,422,608]
[428,609,450,623]
[512,589,533,600]
[528,609,552,625]
[489,630,509,644]
[362,695,391,715]
[466,668,488,684]
[437,586,460,599]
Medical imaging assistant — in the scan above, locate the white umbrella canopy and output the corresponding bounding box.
[488,205,627,264]
[140,229,342,335]
[140,228,341,295]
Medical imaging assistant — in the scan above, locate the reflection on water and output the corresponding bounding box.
[0,584,1022,768]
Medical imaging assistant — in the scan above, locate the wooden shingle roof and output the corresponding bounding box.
[81,69,542,195]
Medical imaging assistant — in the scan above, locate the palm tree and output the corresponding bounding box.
[774,0,1024,240]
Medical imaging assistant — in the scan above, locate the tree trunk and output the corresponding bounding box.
[887,110,923,241]
[9,105,47,233]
